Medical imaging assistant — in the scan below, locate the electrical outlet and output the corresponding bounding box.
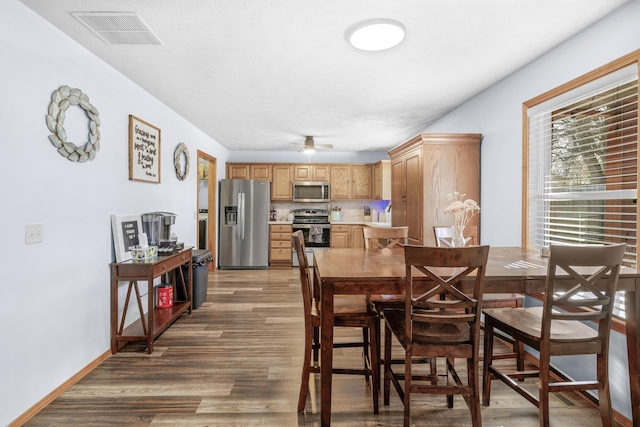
[25,223,43,244]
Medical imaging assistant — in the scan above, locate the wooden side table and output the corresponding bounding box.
[110,248,193,353]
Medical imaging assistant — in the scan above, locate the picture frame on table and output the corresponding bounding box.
[128,115,161,183]
[111,213,143,262]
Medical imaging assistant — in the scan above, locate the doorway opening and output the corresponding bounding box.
[197,150,217,271]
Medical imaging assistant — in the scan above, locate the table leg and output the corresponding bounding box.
[320,271,334,427]
[110,265,118,354]
[627,288,640,425]
[147,273,154,354]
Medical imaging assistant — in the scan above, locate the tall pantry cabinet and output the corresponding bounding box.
[388,133,481,246]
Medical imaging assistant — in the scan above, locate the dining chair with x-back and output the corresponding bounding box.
[434,225,525,367]
[364,226,409,313]
[292,231,381,414]
[384,245,490,426]
[482,243,626,427]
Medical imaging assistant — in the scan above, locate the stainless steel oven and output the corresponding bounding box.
[292,209,331,267]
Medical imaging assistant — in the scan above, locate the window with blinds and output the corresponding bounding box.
[525,62,639,318]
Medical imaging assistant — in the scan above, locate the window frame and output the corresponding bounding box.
[522,49,640,324]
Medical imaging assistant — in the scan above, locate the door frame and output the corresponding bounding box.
[197,150,217,271]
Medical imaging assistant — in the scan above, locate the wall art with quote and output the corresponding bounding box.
[129,115,161,183]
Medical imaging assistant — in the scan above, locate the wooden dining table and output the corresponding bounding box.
[312,246,640,426]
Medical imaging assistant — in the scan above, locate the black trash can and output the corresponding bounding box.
[180,249,213,309]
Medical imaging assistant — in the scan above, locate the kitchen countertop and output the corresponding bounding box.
[334,221,391,227]
[268,220,391,227]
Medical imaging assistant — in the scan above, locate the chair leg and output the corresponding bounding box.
[482,319,494,406]
[363,327,371,381]
[538,352,551,427]
[404,352,411,427]
[446,357,454,408]
[468,355,482,426]
[298,324,313,412]
[597,351,614,427]
[383,321,392,406]
[370,319,380,414]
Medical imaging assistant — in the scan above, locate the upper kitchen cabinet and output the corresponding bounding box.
[293,164,330,182]
[271,165,293,200]
[373,160,391,200]
[226,163,271,180]
[389,133,481,246]
[330,164,372,200]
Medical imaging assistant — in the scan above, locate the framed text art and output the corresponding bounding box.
[111,213,143,262]
[129,115,161,183]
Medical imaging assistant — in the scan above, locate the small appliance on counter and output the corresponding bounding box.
[142,212,179,254]
[270,206,277,221]
[363,206,371,222]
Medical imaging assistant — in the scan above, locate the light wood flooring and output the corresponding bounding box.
[24,269,609,426]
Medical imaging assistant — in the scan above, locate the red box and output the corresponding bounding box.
[156,284,173,308]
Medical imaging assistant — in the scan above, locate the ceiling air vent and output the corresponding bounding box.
[70,12,163,45]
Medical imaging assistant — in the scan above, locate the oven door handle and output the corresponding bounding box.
[292,224,330,229]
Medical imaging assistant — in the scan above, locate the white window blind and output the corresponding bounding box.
[527,64,638,318]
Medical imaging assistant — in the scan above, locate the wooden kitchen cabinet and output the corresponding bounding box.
[350,224,364,249]
[293,164,330,182]
[226,163,271,180]
[330,164,372,200]
[271,165,293,200]
[330,224,364,248]
[373,160,391,200]
[269,224,292,267]
[389,133,481,246]
[330,224,350,248]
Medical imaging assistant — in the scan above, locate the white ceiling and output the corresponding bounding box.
[20,0,630,152]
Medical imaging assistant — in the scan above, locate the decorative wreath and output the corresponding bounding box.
[174,142,190,181]
[45,85,100,162]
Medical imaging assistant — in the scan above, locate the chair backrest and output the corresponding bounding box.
[363,226,408,250]
[292,230,313,317]
[433,225,478,247]
[404,245,490,355]
[543,243,626,345]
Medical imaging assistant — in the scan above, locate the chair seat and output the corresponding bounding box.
[385,309,471,345]
[313,295,374,318]
[482,293,525,307]
[483,307,598,343]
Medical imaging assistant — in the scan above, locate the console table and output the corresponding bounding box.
[110,247,193,354]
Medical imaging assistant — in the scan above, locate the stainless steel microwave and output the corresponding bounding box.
[292,181,330,202]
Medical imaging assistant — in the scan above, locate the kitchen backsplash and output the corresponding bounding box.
[272,200,390,222]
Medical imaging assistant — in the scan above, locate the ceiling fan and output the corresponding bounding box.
[294,136,333,153]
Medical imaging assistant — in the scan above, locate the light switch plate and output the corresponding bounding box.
[26,223,43,244]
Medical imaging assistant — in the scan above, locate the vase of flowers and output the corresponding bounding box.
[443,192,480,247]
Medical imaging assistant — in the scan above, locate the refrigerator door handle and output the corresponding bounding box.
[239,192,245,240]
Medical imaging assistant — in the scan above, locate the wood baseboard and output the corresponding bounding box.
[10,350,111,426]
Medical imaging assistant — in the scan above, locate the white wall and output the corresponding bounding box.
[420,0,640,419]
[0,1,229,424]
[422,0,640,247]
[228,150,388,163]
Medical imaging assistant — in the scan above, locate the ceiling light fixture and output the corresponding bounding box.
[303,148,315,154]
[346,19,405,51]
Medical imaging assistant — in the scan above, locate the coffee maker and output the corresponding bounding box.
[142,212,177,254]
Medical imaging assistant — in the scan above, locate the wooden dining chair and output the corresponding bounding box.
[384,245,490,427]
[433,224,478,247]
[364,226,409,313]
[292,231,381,414]
[434,225,526,367]
[482,243,626,427]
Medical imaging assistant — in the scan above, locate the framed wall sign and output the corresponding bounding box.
[111,213,143,262]
[129,115,161,183]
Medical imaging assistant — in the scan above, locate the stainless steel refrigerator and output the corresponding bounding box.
[219,179,270,269]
